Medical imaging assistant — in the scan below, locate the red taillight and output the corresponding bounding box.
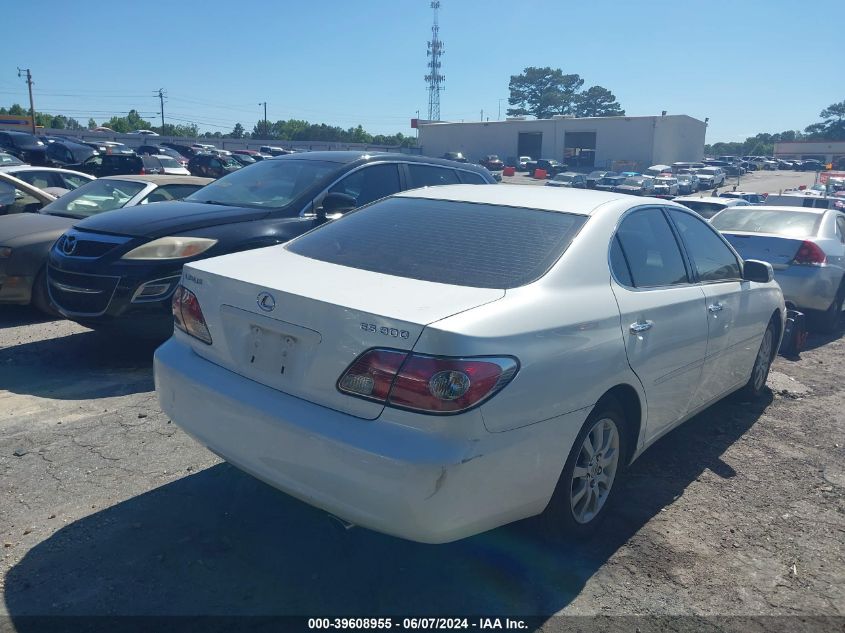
[172,284,212,344]
[139,167,146,175]
[792,241,827,266]
[337,349,518,414]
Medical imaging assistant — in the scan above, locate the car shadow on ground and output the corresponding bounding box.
[0,326,158,400]
[0,305,59,329]
[4,392,773,625]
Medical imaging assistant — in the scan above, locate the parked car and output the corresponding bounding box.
[0,175,211,314]
[69,153,145,177]
[676,173,700,194]
[652,177,680,198]
[797,159,825,172]
[720,191,767,205]
[595,175,626,192]
[442,152,468,163]
[712,206,845,332]
[187,154,242,179]
[671,162,705,174]
[619,171,640,178]
[586,170,617,189]
[230,153,257,167]
[527,159,565,177]
[615,176,655,196]
[128,129,159,136]
[137,145,189,166]
[0,165,93,195]
[515,156,532,171]
[0,171,58,215]
[695,167,725,189]
[479,155,504,171]
[644,164,673,177]
[162,143,200,159]
[673,196,750,220]
[43,141,98,168]
[546,172,587,188]
[259,146,289,156]
[0,131,46,165]
[191,143,217,153]
[47,152,496,338]
[154,184,784,543]
[0,152,25,167]
[142,155,191,176]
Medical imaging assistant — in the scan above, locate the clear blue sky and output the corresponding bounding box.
[1,0,841,142]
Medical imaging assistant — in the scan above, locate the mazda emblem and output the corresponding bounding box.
[257,291,276,312]
[61,235,77,255]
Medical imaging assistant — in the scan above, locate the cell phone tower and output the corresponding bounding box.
[425,0,445,121]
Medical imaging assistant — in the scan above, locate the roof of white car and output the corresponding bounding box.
[396,184,632,215]
[673,196,745,205]
[0,165,92,178]
[731,205,828,214]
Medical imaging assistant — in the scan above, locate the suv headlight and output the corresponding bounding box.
[121,237,217,260]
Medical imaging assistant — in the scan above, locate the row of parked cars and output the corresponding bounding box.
[2,149,842,545]
[0,129,304,181]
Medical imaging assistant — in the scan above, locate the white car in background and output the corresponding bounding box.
[0,165,94,196]
[155,185,784,543]
[695,167,726,189]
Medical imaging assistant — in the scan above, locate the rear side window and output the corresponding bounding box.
[615,208,689,288]
[407,164,460,189]
[668,209,741,282]
[329,164,401,207]
[457,170,488,184]
[287,197,586,289]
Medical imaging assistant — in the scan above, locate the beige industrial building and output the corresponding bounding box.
[774,140,845,166]
[418,114,706,171]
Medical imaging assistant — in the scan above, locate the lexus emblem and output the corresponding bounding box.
[61,235,77,255]
[257,291,276,312]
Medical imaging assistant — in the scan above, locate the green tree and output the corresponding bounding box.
[104,109,153,133]
[805,100,845,141]
[88,118,98,129]
[507,67,584,119]
[231,122,245,139]
[575,86,625,117]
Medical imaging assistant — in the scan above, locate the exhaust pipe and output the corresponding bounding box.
[326,513,356,531]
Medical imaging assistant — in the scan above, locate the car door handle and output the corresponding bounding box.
[629,320,653,333]
[708,302,724,313]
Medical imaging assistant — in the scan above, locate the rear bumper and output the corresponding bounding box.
[775,265,842,312]
[154,338,582,543]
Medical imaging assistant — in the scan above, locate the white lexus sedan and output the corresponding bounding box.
[154,185,785,543]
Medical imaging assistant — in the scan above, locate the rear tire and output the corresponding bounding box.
[541,399,628,540]
[741,318,777,398]
[813,283,844,334]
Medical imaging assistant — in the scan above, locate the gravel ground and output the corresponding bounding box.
[0,303,842,627]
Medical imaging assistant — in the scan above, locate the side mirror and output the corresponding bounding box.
[319,192,357,219]
[0,181,16,207]
[743,259,773,283]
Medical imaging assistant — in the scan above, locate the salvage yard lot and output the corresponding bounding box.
[1,301,843,621]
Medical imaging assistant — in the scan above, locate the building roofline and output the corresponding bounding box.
[419,114,705,126]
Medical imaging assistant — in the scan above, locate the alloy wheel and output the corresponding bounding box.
[570,417,621,524]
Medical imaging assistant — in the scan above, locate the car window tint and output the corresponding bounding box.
[609,235,633,286]
[407,164,460,189]
[17,171,62,190]
[287,197,587,289]
[329,164,401,207]
[616,208,689,288]
[155,184,203,200]
[456,170,487,184]
[668,209,741,282]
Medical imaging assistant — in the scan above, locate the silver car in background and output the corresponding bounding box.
[673,196,750,220]
[712,205,845,332]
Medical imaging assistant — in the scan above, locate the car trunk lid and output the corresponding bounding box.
[721,232,807,269]
[181,245,505,419]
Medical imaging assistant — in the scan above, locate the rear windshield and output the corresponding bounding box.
[286,197,587,289]
[40,179,146,219]
[676,200,724,219]
[711,209,823,237]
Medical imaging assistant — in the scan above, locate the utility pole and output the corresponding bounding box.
[17,68,35,134]
[480,109,483,122]
[157,88,166,130]
[258,101,268,137]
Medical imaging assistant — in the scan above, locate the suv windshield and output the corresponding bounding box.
[287,197,587,289]
[40,179,147,219]
[185,158,340,209]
